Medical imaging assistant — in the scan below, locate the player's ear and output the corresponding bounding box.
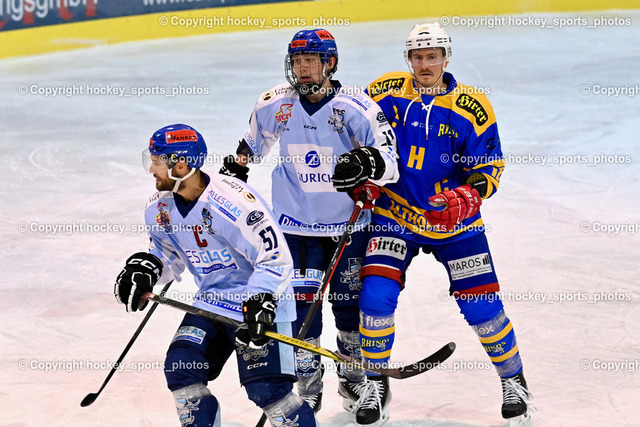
[176,159,190,175]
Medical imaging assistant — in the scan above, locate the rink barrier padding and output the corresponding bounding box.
[1,0,638,59]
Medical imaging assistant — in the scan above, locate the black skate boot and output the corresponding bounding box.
[355,375,391,426]
[337,371,366,412]
[501,371,532,419]
[300,391,323,413]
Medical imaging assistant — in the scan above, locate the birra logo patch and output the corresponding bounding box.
[447,253,492,280]
[366,237,407,260]
[456,94,488,126]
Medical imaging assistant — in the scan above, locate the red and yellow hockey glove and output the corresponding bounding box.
[424,184,482,231]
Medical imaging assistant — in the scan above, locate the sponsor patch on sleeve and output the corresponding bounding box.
[455,94,489,126]
[369,77,406,97]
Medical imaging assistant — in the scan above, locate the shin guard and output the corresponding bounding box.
[472,309,523,377]
[263,391,319,426]
[172,383,220,427]
[337,330,365,382]
[359,311,395,374]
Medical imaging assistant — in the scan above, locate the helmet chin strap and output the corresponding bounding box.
[168,166,196,193]
[297,62,330,95]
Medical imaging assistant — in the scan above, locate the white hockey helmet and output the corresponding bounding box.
[404,22,452,64]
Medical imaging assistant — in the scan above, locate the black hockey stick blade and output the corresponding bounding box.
[332,342,455,379]
[81,280,173,407]
[80,392,99,408]
[392,341,456,379]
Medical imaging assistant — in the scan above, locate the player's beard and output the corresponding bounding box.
[155,176,174,191]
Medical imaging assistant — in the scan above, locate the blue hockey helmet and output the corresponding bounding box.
[146,124,207,170]
[287,28,338,61]
[285,29,339,94]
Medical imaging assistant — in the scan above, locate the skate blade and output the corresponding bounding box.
[356,407,390,427]
[342,397,356,413]
[508,411,532,427]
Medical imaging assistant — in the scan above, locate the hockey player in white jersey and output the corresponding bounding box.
[114,124,318,426]
[220,29,399,416]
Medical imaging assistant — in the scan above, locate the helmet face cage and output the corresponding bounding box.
[285,52,336,95]
[144,124,207,173]
[285,29,338,95]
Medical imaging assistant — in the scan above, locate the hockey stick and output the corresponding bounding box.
[296,188,369,339]
[80,280,173,407]
[143,292,456,380]
[254,190,371,427]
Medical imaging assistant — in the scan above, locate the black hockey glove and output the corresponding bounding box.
[219,155,249,183]
[114,252,163,312]
[332,147,385,192]
[235,293,277,349]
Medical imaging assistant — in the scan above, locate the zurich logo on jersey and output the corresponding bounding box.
[305,151,321,168]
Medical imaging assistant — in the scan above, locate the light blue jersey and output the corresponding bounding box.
[145,173,295,322]
[243,82,399,236]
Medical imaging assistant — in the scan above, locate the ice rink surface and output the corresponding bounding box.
[2,10,640,427]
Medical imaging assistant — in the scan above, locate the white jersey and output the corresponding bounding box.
[145,173,295,323]
[243,82,399,236]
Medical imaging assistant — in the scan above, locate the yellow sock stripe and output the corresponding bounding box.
[362,348,393,359]
[478,321,513,344]
[359,325,395,338]
[489,345,519,363]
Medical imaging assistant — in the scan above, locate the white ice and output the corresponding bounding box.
[2,10,640,427]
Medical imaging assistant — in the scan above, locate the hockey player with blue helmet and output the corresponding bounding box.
[116,124,319,426]
[220,29,399,418]
[284,28,338,96]
[142,123,208,193]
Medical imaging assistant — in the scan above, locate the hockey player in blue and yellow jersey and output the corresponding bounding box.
[337,23,534,425]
